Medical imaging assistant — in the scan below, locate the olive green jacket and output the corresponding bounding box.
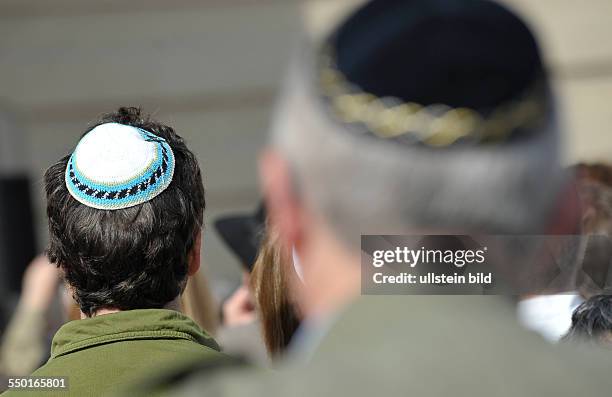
[1,309,222,397]
[129,296,612,397]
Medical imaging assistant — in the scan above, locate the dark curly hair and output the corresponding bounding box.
[564,295,612,347]
[45,107,205,317]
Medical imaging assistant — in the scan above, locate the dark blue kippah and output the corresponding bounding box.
[317,0,550,147]
[332,0,545,110]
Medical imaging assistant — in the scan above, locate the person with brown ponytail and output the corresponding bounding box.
[250,225,302,359]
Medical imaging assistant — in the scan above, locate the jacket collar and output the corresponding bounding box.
[50,309,219,359]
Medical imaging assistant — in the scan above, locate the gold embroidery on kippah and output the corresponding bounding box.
[318,46,545,147]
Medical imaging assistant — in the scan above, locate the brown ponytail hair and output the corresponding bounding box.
[250,226,301,358]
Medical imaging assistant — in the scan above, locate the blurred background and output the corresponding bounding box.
[0,0,610,302]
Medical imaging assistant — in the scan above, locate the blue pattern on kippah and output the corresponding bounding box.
[65,126,176,210]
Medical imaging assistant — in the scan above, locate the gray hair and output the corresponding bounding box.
[271,46,567,247]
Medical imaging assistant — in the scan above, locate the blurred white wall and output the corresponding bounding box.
[0,0,610,296]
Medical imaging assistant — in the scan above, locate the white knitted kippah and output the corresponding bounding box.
[65,122,175,210]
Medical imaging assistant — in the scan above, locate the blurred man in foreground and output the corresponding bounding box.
[125,0,612,395]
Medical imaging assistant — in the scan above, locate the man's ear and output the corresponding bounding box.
[259,149,302,251]
[188,231,202,276]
